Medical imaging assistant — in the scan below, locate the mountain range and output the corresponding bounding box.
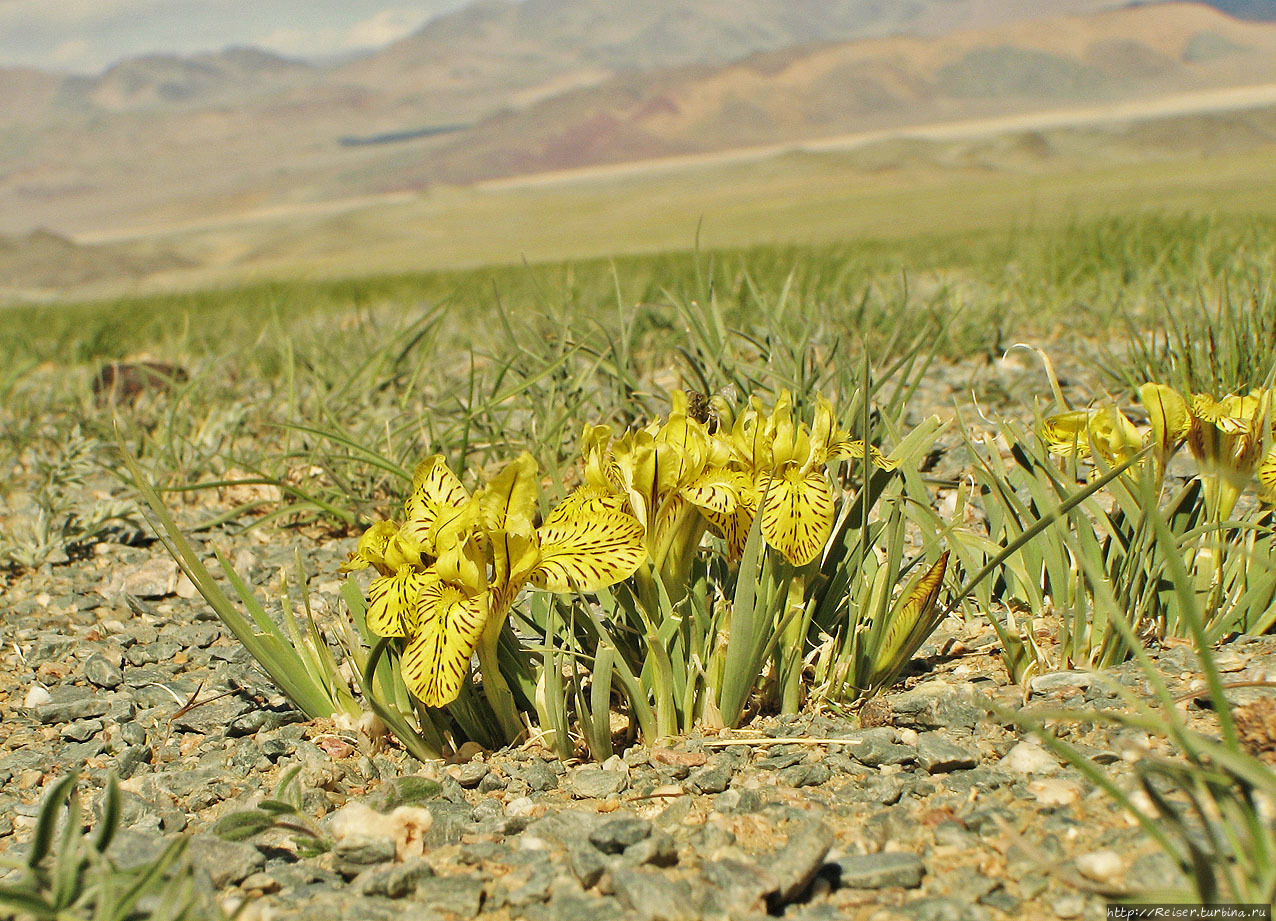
[2,0,1276,237]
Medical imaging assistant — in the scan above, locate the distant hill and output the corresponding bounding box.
[1198,1,1276,19]
[402,3,1276,183]
[2,1,1276,238]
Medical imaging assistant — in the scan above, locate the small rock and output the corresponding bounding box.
[569,844,607,888]
[23,685,53,709]
[412,874,485,918]
[889,682,987,729]
[568,767,629,799]
[332,834,398,878]
[589,816,651,854]
[768,821,834,907]
[778,762,831,787]
[186,835,266,887]
[1074,850,1124,885]
[842,729,916,768]
[455,762,489,789]
[84,655,124,689]
[998,741,1060,775]
[1027,778,1081,806]
[835,852,926,889]
[624,830,678,867]
[1029,672,1094,694]
[916,733,978,774]
[60,719,102,743]
[357,858,435,899]
[121,558,180,599]
[610,867,697,921]
[686,763,732,795]
[700,858,777,914]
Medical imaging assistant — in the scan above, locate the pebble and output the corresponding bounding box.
[84,654,124,688]
[1074,849,1124,885]
[568,767,629,798]
[998,741,1061,775]
[916,733,978,773]
[835,852,926,889]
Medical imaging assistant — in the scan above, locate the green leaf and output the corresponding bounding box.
[213,812,276,842]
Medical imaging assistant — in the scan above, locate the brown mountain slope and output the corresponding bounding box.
[405,2,1276,183]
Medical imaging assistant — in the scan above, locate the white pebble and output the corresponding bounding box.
[998,741,1060,775]
[23,684,52,709]
[1026,778,1080,806]
[1075,849,1124,885]
[505,796,538,817]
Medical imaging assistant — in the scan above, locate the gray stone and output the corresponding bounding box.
[842,729,917,767]
[356,858,436,899]
[700,858,777,915]
[889,682,987,730]
[60,719,102,742]
[916,733,978,773]
[686,763,732,794]
[170,696,254,734]
[411,874,485,918]
[778,762,831,787]
[522,894,625,921]
[456,762,489,788]
[1029,672,1094,693]
[506,862,555,907]
[569,844,607,888]
[85,654,124,689]
[35,688,109,724]
[624,830,678,867]
[522,760,560,792]
[568,767,629,798]
[106,829,169,871]
[333,834,397,878]
[589,816,652,854]
[768,821,834,906]
[905,897,991,921]
[121,558,179,598]
[423,802,475,847]
[610,867,698,921]
[125,641,183,667]
[844,774,904,805]
[187,834,266,887]
[835,853,926,889]
[525,808,608,849]
[119,721,147,746]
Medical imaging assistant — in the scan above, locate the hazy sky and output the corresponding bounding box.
[0,0,477,73]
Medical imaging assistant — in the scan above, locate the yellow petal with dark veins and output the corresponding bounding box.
[532,500,647,592]
[399,582,488,707]
[403,455,470,538]
[365,568,430,637]
[758,468,835,566]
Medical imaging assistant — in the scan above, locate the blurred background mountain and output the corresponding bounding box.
[3,0,1276,293]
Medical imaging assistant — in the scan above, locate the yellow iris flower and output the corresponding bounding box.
[343,453,645,707]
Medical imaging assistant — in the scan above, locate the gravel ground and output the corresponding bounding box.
[1,353,1270,921]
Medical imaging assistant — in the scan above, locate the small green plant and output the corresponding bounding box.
[0,774,217,921]
[212,766,333,858]
[1018,486,1276,905]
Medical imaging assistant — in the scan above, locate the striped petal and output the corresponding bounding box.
[532,499,646,593]
[758,468,835,566]
[1139,383,1190,455]
[402,456,470,546]
[340,520,400,574]
[480,453,539,536]
[400,582,488,708]
[1258,449,1276,503]
[680,468,750,515]
[702,502,756,561]
[365,568,429,637]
